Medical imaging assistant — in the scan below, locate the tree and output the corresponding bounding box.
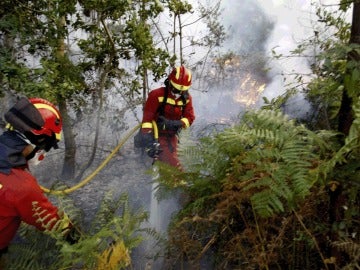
[0,0,171,180]
[338,0,360,134]
[0,0,225,181]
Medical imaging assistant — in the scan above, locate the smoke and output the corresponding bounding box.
[257,0,313,119]
[191,0,318,125]
[190,0,275,127]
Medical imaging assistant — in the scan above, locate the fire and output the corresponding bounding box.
[234,73,266,107]
[209,55,267,108]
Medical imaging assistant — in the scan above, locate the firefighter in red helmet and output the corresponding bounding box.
[140,65,195,167]
[0,97,75,258]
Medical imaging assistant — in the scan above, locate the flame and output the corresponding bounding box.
[234,73,266,107]
[210,55,267,107]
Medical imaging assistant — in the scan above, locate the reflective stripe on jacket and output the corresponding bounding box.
[141,87,195,134]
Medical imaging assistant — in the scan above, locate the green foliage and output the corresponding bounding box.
[0,0,174,103]
[159,107,360,268]
[261,87,298,111]
[158,3,360,269]
[167,0,193,15]
[185,110,335,217]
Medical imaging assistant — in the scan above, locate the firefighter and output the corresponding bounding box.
[0,97,74,257]
[140,65,195,167]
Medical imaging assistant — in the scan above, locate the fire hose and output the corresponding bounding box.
[40,123,142,195]
[41,121,159,195]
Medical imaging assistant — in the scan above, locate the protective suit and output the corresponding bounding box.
[141,66,195,167]
[0,97,69,254]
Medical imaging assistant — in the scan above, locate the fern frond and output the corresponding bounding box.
[6,243,42,270]
[179,110,327,218]
[251,189,284,217]
[167,104,360,269]
[332,240,360,261]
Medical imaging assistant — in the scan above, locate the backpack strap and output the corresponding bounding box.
[158,81,169,116]
[180,94,187,113]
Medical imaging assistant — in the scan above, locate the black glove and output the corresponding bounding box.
[141,132,155,146]
[138,131,162,158]
[145,141,162,158]
[135,131,155,148]
[64,226,81,245]
[157,116,183,132]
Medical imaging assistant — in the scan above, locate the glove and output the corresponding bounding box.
[157,116,183,132]
[145,141,162,158]
[64,226,81,244]
[60,214,81,244]
[139,131,162,158]
[141,131,155,146]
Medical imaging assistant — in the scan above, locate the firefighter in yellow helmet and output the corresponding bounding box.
[140,65,195,167]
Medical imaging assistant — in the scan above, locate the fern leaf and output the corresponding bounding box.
[251,190,284,217]
[332,240,360,260]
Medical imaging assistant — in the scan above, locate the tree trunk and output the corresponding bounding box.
[330,2,360,268]
[58,99,76,180]
[337,1,360,134]
[56,15,76,180]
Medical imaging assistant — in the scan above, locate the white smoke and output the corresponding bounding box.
[188,0,317,124]
[257,0,313,118]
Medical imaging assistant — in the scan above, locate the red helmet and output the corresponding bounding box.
[4,97,62,151]
[168,65,192,91]
[29,98,62,141]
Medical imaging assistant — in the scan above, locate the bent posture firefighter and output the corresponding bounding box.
[140,65,195,167]
[0,97,75,258]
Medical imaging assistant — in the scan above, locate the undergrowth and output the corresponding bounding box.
[156,109,359,270]
[1,192,148,270]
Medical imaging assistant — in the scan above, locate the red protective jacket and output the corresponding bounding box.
[0,168,60,249]
[0,131,61,250]
[141,87,195,167]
